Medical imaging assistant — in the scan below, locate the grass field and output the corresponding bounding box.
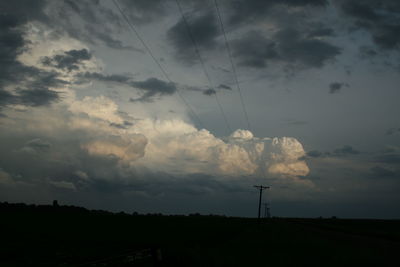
[1,203,399,266]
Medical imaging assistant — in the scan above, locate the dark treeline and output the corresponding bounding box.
[0,201,228,218]
[1,201,400,266]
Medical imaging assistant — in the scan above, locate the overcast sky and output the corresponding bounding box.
[1,0,400,218]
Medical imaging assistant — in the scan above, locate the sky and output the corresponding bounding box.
[0,0,400,218]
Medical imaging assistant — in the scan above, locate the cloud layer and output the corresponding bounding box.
[0,96,313,215]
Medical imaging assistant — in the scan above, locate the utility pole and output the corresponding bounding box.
[254,185,270,222]
[263,202,271,218]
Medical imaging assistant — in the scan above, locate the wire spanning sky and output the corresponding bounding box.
[0,0,400,218]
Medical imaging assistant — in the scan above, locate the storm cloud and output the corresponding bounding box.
[167,12,219,63]
[231,29,341,69]
[0,2,69,109]
[227,0,328,26]
[41,49,92,71]
[0,95,312,202]
[337,0,400,50]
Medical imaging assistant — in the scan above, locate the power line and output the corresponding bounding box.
[112,0,205,129]
[214,0,252,132]
[214,92,231,132]
[174,0,232,134]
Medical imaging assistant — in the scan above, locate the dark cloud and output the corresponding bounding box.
[164,0,337,70]
[17,88,60,107]
[1,86,60,109]
[340,1,379,21]
[130,78,177,102]
[307,150,323,158]
[118,0,166,25]
[0,0,140,52]
[307,26,335,38]
[11,71,66,107]
[231,31,278,68]
[227,0,328,26]
[231,29,341,69]
[24,138,52,152]
[386,128,400,135]
[287,120,307,126]
[203,88,216,96]
[0,90,15,107]
[0,0,48,24]
[58,0,136,50]
[370,166,397,178]
[78,72,132,84]
[276,28,341,68]
[41,49,92,71]
[109,121,134,129]
[333,145,360,156]
[0,11,64,108]
[337,0,400,50]
[306,146,361,158]
[359,46,378,58]
[217,84,232,90]
[77,73,178,102]
[329,82,349,94]
[212,66,230,73]
[0,13,32,89]
[167,12,219,63]
[375,153,400,164]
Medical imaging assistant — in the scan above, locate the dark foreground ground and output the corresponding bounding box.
[1,203,399,266]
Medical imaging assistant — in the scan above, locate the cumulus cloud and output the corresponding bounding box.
[130,121,309,178]
[82,134,147,163]
[69,96,125,124]
[0,94,310,196]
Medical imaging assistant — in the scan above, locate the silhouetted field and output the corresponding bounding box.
[1,202,399,266]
